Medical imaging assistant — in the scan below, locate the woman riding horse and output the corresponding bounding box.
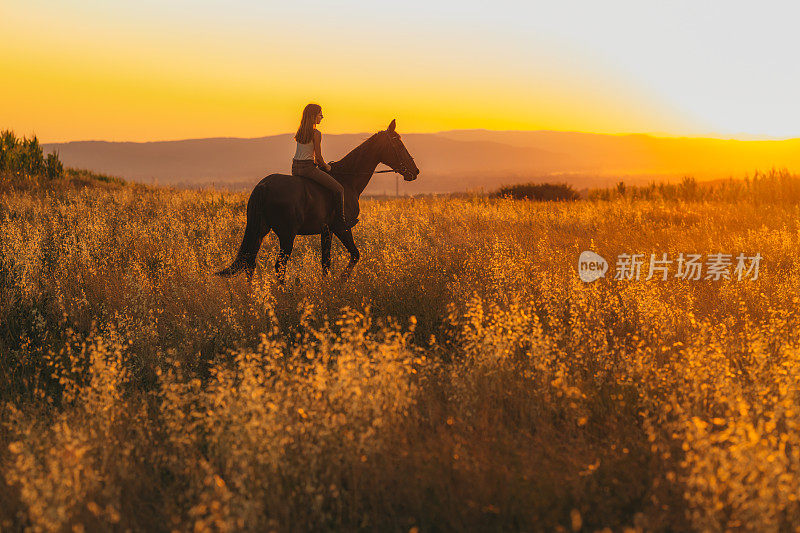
[215,115,419,283]
[290,103,353,227]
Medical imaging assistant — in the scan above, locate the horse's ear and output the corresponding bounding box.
[387,119,396,132]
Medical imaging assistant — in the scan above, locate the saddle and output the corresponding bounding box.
[305,163,359,228]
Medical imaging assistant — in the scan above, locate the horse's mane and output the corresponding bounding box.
[332,131,382,172]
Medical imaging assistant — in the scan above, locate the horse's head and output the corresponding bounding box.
[377,119,419,181]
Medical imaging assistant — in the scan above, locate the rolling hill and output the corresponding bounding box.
[43,130,800,194]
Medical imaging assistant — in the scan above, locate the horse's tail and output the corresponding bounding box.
[215,196,269,278]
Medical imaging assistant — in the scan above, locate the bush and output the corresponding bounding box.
[1,129,65,180]
[492,182,580,201]
[44,152,64,180]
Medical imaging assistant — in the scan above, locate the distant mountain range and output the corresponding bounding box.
[43,130,800,194]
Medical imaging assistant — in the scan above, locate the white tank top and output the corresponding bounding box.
[293,136,315,161]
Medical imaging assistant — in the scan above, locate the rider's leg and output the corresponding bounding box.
[291,160,346,224]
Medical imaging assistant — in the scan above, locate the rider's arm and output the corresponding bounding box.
[312,130,330,171]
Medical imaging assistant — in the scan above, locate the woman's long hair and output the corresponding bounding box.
[294,103,321,143]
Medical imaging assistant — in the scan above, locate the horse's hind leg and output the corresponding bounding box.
[321,226,332,275]
[243,218,269,282]
[216,214,268,280]
[275,231,296,285]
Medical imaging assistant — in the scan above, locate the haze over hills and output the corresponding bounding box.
[42,130,800,194]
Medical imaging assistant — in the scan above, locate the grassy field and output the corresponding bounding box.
[2,172,800,531]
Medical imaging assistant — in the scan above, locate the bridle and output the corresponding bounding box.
[330,130,416,177]
[384,131,417,177]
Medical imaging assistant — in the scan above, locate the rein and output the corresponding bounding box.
[327,166,395,176]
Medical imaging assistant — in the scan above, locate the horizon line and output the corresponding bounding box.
[35,128,800,145]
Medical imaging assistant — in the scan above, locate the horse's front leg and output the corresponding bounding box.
[333,228,359,281]
[321,226,332,275]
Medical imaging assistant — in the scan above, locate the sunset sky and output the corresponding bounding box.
[2,0,798,143]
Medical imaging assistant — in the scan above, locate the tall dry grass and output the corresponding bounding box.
[1,176,800,531]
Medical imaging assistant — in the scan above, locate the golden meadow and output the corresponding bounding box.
[2,150,800,530]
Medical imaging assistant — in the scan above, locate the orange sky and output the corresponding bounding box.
[2,1,798,143]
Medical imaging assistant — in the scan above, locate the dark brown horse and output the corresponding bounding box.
[215,119,420,283]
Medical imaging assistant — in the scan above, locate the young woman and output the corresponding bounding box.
[291,103,348,226]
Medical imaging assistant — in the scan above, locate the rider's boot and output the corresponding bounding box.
[333,193,347,228]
